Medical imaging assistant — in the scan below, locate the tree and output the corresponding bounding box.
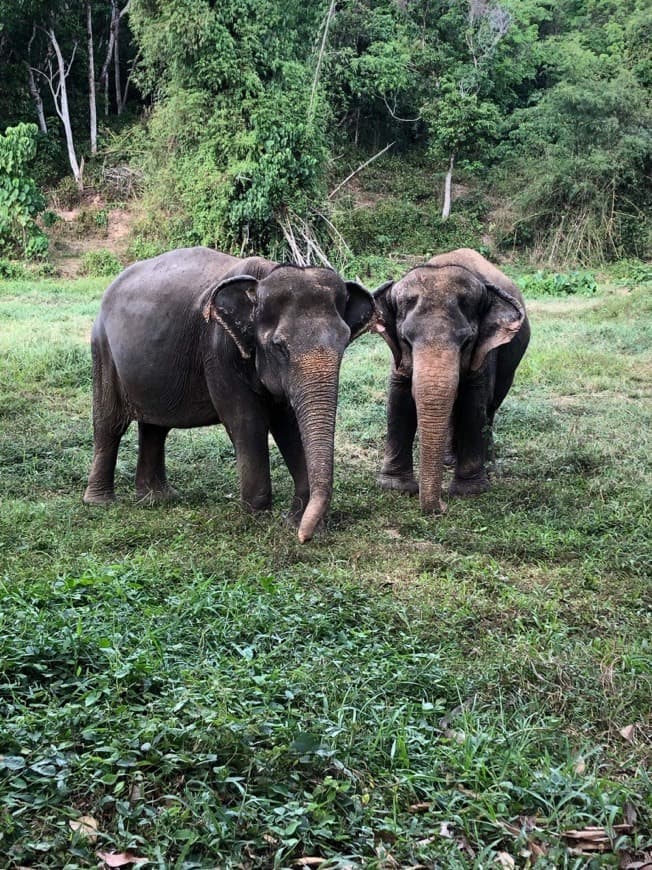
[33,26,84,189]
[424,81,500,219]
[504,57,652,261]
[128,0,330,254]
[87,1,97,153]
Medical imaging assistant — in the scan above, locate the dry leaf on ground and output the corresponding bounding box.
[562,824,633,854]
[69,815,98,842]
[623,801,638,826]
[619,724,636,742]
[621,854,652,869]
[96,852,149,868]
[573,756,586,774]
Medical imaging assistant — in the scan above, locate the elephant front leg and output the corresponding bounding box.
[450,371,492,497]
[136,423,177,502]
[270,408,310,525]
[378,369,419,494]
[228,417,273,512]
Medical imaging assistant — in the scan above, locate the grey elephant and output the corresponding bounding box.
[83,247,375,542]
[372,248,530,513]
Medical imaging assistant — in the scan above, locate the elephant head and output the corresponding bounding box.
[206,265,375,542]
[373,261,525,513]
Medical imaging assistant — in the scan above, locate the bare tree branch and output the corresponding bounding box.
[328,141,396,200]
[382,94,421,123]
[26,27,47,133]
[309,0,336,123]
[35,27,83,189]
[87,1,97,153]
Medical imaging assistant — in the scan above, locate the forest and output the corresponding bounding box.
[1,0,651,270]
[1,2,651,869]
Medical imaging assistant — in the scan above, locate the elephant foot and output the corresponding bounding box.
[241,494,273,513]
[136,485,179,504]
[443,450,456,468]
[421,498,447,515]
[449,473,490,497]
[285,496,309,528]
[377,472,419,495]
[83,486,116,505]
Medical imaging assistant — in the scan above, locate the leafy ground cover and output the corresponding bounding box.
[0,272,651,868]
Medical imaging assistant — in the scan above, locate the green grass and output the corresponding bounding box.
[0,274,651,868]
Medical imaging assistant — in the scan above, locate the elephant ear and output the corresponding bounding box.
[372,280,402,369]
[344,281,376,342]
[205,275,258,359]
[471,282,525,371]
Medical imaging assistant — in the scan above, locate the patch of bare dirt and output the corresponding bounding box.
[47,195,137,278]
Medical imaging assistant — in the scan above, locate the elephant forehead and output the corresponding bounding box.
[258,279,342,314]
[397,268,483,306]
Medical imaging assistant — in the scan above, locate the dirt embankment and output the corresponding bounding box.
[47,195,137,278]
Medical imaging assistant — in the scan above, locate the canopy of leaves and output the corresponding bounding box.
[0,0,650,261]
[0,122,48,258]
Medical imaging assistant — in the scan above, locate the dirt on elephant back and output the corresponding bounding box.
[47,194,138,278]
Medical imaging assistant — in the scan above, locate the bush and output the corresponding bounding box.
[41,210,60,228]
[345,254,406,284]
[0,258,27,279]
[50,176,81,211]
[71,207,109,239]
[0,123,48,259]
[80,250,122,277]
[126,238,168,262]
[610,260,652,285]
[333,201,483,257]
[518,270,598,298]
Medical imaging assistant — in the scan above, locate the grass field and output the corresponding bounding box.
[0,272,651,868]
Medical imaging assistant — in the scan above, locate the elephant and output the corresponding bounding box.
[83,247,376,542]
[372,248,530,513]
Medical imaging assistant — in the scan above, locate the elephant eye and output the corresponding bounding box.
[460,327,476,348]
[271,334,289,356]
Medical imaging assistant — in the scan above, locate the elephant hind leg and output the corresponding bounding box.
[83,346,130,504]
[136,423,177,502]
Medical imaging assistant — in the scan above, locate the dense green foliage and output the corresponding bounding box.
[1,274,651,865]
[0,123,48,258]
[0,0,650,263]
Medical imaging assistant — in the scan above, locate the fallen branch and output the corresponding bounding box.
[328,141,395,200]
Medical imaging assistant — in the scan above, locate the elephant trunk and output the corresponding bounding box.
[291,350,341,543]
[412,346,460,513]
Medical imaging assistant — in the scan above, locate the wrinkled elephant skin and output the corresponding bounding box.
[373,248,530,513]
[83,247,375,542]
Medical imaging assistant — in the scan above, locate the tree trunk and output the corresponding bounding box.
[442,151,455,221]
[113,1,123,115]
[47,28,83,189]
[26,64,48,133]
[87,1,97,154]
[26,28,47,133]
[99,3,116,115]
